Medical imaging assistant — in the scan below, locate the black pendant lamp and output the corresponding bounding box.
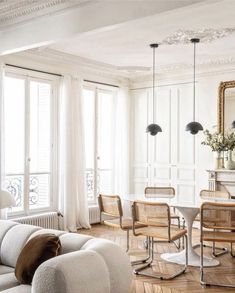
[146,43,162,136]
[185,38,203,135]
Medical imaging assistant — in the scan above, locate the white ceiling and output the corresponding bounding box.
[49,0,235,70]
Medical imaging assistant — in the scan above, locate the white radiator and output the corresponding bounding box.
[89,206,100,224]
[13,212,63,230]
[89,206,113,224]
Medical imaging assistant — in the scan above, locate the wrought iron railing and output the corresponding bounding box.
[4,173,50,209]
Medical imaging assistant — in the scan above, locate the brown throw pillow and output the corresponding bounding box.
[15,233,61,284]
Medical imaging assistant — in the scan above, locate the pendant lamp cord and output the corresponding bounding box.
[193,41,196,121]
[153,46,155,123]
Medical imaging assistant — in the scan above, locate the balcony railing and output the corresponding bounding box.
[4,173,50,210]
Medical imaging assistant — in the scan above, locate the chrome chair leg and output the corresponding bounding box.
[200,239,235,288]
[131,236,151,266]
[134,236,187,280]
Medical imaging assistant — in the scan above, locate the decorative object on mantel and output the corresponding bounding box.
[146,43,162,136]
[224,132,235,170]
[185,38,203,135]
[202,130,235,169]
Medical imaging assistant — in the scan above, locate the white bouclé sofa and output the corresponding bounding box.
[0,220,132,293]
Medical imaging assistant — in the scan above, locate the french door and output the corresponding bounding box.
[83,86,116,204]
[4,73,55,215]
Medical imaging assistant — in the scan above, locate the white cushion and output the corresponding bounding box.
[0,285,31,293]
[59,233,93,254]
[0,221,18,264]
[0,273,19,291]
[1,224,41,267]
[32,250,110,293]
[0,265,14,275]
[82,238,132,293]
[28,229,66,241]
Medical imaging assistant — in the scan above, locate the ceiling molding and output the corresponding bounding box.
[0,0,89,28]
[8,45,235,85]
[13,48,131,82]
[160,28,235,45]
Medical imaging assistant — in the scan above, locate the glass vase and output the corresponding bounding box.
[213,151,224,169]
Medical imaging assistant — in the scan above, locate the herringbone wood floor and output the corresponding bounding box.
[79,224,235,293]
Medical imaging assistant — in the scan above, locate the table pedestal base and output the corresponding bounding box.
[161,248,219,267]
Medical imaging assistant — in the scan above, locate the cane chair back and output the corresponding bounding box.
[200,189,230,200]
[132,201,170,227]
[145,187,175,199]
[201,202,235,230]
[98,194,123,218]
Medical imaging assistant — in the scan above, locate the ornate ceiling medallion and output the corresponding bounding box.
[161,28,235,45]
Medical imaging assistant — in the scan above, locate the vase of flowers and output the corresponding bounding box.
[202,130,235,170]
[201,130,227,169]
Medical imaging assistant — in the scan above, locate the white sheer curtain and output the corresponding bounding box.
[114,86,130,197]
[0,63,5,190]
[58,75,90,231]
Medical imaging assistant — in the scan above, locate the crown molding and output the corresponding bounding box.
[6,48,130,87]
[130,57,235,88]
[6,47,235,88]
[0,0,90,29]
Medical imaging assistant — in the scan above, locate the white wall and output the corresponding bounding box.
[130,68,235,203]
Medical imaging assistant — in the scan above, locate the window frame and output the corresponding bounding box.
[4,67,59,217]
[83,82,118,206]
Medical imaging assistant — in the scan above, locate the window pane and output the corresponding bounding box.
[83,89,95,169]
[4,76,25,212]
[83,89,95,201]
[97,91,115,194]
[29,81,51,210]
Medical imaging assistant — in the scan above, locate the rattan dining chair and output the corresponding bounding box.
[145,187,185,249]
[200,202,235,288]
[98,194,146,252]
[195,189,230,257]
[131,200,188,279]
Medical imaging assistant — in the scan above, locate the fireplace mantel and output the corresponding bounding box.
[207,169,235,196]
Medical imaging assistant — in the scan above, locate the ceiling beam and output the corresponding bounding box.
[0,0,205,55]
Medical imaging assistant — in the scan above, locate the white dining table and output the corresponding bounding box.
[123,194,235,267]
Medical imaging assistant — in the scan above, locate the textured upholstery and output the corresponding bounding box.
[59,233,93,254]
[1,225,41,267]
[0,220,132,293]
[82,238,132,293]
[1,285,31,293]
[0,273,19,291]
[28,229,66,241]
[0,266,14,275]
[0,221,18,263]
[32,251,110,293]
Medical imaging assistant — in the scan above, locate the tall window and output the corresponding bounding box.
[3,72,56,215]
[83,86,116,204]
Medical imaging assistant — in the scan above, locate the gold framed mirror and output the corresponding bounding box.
[218,80,235,134]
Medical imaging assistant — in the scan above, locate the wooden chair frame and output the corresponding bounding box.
[144,186,185,249]
[199,190,230,257]
[98,194,131,252]
[131,201,188,280]
[200,202,235,288]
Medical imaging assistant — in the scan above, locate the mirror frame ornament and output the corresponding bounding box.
[218,80,235,134]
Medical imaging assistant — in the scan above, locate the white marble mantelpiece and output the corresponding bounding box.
[207,169,235,197]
